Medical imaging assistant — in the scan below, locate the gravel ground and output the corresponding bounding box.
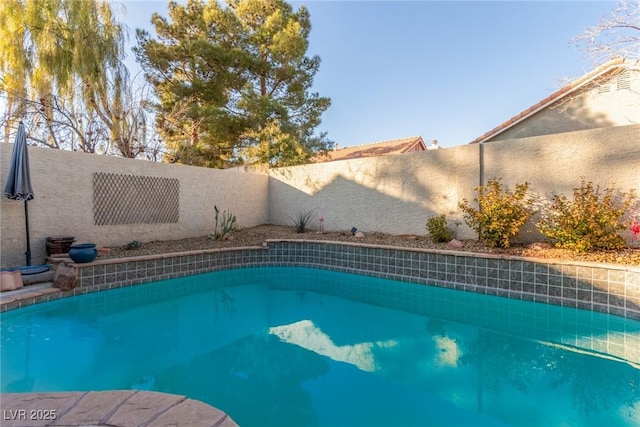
[101,224,640,266]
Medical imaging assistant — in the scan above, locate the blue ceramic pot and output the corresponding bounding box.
[69,243,98,263]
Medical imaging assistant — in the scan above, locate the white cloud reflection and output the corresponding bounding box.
[432,335,461,367]
[268,320,397,372]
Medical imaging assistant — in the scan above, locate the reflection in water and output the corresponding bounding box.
[156,334,330,427]
[2,267,640,427]
[213,289,236,322]
[433,335,462,367]
[268,320,397,372]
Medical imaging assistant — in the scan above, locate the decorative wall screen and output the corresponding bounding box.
[93,173,180,225]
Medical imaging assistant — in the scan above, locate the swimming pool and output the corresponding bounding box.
[2,266,640,426]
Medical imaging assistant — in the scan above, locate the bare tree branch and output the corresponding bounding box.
[572,0,640,64]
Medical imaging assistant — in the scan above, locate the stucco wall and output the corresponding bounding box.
[269,124,640,239]
[269,144,477,236]
[491,70,640,141]
[1,144,269,268]
[2,124,638,268]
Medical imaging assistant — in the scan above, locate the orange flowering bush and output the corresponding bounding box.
[459,178,535,248]
[537,179,636,252]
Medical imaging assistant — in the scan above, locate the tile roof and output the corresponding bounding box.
[469,57,640,144]
[316,136,426,162]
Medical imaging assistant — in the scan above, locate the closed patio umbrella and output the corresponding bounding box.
[4,121,34,266]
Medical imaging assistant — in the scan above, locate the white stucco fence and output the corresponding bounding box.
[1,145,269,268]
[1,124,639,268]
[269,124,640,239]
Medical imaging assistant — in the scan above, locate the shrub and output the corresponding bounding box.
[290,209,315,233]
[459,178,534,248]
[426,215,453,242]
[537,179,637,252]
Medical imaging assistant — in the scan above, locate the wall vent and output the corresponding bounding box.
[617,70,631,91]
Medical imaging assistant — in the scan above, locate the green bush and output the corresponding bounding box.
[459,178,534,248]
[537,179,637,252]
[426,215,453,242]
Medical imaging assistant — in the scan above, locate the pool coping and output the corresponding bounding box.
[0,390,237,427]
[1,240,639,320]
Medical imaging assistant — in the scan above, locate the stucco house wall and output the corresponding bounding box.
[492,70,640,141]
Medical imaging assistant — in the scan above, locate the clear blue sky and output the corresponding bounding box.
[116,0,617,148]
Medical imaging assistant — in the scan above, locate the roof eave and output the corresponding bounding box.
[471,59,640,144]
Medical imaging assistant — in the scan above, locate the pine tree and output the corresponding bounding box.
[135,0,331,168]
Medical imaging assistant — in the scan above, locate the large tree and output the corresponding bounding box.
[135,0,331,168]
[0,0,156,158]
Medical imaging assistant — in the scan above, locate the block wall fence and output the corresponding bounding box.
[2,124,639,268]
[269,124,640,238]
[0,145,269,268]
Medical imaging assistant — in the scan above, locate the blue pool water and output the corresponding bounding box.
[2,267,640,426]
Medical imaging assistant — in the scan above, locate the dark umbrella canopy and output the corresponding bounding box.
[4,122,34,265]
[4,122,33,201]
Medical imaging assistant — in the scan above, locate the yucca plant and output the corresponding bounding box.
[290,208,315,233]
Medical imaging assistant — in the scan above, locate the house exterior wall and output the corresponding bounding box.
[269,124,640,239]
[1,144,269,268]
[490,70,640,141]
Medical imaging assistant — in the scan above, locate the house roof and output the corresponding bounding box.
[469,57,640,144]
[316,136,426,162]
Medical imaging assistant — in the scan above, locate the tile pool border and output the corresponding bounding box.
[2,240,639,320]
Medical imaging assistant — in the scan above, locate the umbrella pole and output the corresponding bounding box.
[24,200,32,266]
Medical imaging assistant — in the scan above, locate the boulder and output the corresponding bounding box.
[53,264,78,291]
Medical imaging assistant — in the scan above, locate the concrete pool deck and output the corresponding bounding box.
[0,390,238,427]
[0,283,60,308]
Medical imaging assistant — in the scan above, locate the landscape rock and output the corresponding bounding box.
[98,224,639,266]
[53,264,78,291]
[355,231,365,238]
[448,239,464,249]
